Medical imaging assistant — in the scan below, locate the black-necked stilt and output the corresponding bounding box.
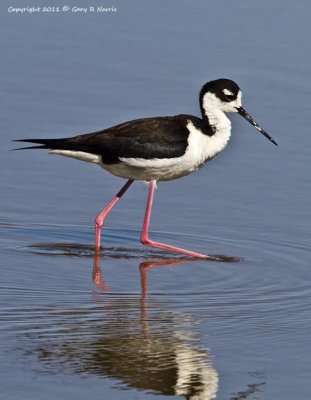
[14,79,277,259]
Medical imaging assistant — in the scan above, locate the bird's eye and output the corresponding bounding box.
[225,94,235,102]
[222,88,236,102]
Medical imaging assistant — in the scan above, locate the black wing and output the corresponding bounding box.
[13,115,199,164]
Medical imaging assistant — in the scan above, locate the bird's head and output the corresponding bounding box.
[200,78,278,146]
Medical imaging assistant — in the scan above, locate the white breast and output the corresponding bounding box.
[185,118,231,165]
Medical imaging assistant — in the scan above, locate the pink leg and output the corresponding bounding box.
[140,180,214,259]
[95,179,134,251]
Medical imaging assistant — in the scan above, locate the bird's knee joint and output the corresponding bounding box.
[95,218,103,229]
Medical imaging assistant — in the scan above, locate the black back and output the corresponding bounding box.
[14,114,214,163]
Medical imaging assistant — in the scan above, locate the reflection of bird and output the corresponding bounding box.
[14,79,277,258]
[29,256,219,399]
[78,325,219,400]
[92,256,219,398]
[92,251,193,296]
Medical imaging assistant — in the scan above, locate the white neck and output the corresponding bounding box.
[202,93,232,136]
[197,94,232,158]
[205,106,231,134]
[203,108,231,152]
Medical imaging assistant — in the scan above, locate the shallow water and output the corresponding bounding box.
[1,0,311,399]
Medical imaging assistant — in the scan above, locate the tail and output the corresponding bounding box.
[12,138,69,151]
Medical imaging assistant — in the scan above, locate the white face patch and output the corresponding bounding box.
[223,89,233,96]
[202,90,243,114]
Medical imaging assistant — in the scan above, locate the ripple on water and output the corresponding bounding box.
[4,222,242,260]
[1,222,310,398]
[2,221,311,301]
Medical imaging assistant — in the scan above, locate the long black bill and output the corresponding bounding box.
[237,107,278,146]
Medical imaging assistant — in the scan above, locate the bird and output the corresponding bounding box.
[14,78,277,259]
